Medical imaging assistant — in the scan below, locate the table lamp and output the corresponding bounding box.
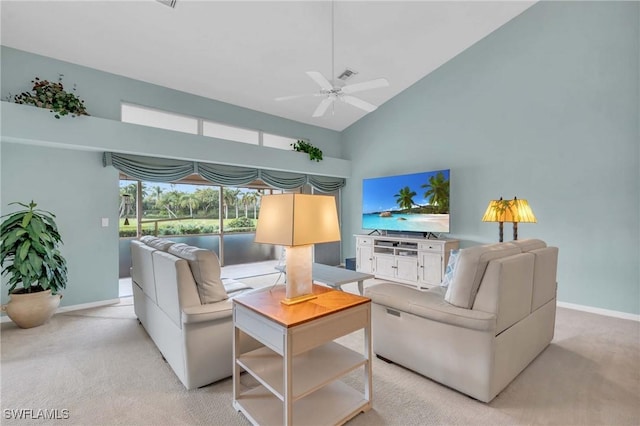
[254,193,341,305]
[481,197,507,242]
[503,197,537,240]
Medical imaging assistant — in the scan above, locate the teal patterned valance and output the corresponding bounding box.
[103,152,345,192]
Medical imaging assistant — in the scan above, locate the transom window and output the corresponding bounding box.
[121,103,302,150]
[202,121,258,145]
[121,103,198,134]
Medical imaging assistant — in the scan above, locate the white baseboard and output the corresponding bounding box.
[1,298,122,323]
[557,301,640,322]
[5,297,636,323]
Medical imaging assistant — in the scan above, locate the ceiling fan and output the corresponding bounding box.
[276,72,389,117]
[275,1,389,118]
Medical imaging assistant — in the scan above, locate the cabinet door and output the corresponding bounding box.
[374,255,395,279]
[356,245,374,274]
[419,252,442,286]
[395,257,418,282]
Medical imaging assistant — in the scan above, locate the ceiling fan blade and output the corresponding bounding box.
[275,94,312,101]
[306,71,333,91]
[341,95,378,113]
[312,97,335,117]
[341,78,389,94]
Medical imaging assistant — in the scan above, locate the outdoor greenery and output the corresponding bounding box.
[8,75,89,119]
[291,140,323,162]
[0,201,68,294]
[119,182,263,238]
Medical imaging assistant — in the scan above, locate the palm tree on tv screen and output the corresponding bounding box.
[421,172,450,214]
[394,186,417,211]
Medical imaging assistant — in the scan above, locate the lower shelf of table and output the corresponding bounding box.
[234,380,370,426]
[237,341,367,401]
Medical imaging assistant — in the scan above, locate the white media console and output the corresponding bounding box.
[355,234,459,288]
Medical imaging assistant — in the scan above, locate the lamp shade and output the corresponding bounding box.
[481,199,506,222]
[481,197,536,223]
[254,194,341,246]
[504,198,537,223]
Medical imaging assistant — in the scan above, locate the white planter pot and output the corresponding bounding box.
[2,289,62,328]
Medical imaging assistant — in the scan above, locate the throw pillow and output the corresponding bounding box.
[441,249,460,288]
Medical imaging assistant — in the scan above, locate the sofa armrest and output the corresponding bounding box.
[366,283,496,332]
[181,300,233,324]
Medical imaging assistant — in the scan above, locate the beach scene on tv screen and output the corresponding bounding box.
[362,169,450,233]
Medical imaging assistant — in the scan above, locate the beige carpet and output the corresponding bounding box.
[1,275,639,426]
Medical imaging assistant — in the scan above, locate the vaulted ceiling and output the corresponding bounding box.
[1,1,535,131]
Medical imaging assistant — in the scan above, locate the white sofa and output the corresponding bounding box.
[130,236,261,389]
[365,239,558,402]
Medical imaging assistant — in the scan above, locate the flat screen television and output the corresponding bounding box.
[362,169,450,235]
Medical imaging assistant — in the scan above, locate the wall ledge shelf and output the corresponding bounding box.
[0,102,351,178]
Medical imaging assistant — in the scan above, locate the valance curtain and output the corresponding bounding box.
[103,152,345,192]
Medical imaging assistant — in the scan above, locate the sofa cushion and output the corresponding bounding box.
[168,243,228,303]
[140,236,175,251]
[529,246,559,311]
[130,240,158,302]
[444,242,521,308]
[511,239,546,252]
[366,283,496,332]
[441,249,460,288]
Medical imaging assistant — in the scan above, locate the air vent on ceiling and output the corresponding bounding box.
[156,0,177,8]
[337,69,358,81]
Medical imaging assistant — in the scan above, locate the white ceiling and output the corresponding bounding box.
[1,0,535,132]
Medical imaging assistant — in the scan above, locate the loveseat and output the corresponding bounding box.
[130,236,261,389]
[365,239,558,402]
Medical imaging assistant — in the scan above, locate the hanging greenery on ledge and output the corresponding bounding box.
[7,74,89,119]
[291,140,323,162]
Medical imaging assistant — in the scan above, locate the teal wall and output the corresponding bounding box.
[0,46,342,157]
[2,1,638,316]
[342,1,639,315]
[0,143,120,306]
[0,47,343,310]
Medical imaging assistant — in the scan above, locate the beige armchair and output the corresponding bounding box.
[365,239,558,402]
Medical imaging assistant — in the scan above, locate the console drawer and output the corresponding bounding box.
[419,242,444,252]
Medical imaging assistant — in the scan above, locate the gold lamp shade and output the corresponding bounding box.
[482,199,506,222]
[504,197,536,240]
[482,197,507,242]
[255,193,341,304]
[482,197,537,241]
[504,198,537,224]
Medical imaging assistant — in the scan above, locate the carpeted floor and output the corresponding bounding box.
[1,275,638,426]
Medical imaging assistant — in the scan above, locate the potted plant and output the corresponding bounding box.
[8,74,89,119]
[291,140,323,162]
[0,201,68,328]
